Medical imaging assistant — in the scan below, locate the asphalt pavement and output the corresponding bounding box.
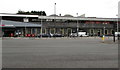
[2,37,118,68]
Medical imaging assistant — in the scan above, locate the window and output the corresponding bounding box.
[37,28,40,34]
[111,30,114,35]
[105,30,108,35]
[91,29,94,34]
[27,28,31,34]
[32,29,35,34]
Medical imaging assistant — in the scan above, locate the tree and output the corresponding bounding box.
[17,10,46,16]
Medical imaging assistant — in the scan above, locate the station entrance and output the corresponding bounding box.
[3,28,15,37]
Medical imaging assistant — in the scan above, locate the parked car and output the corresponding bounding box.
[26,34,31,37]
[80,34,89,37]
[115,32,120,36]
[53,34,64,37]
[70,33,77,37]
[70,32,89,37]
[37,33,51,37]
[25,34,35,37]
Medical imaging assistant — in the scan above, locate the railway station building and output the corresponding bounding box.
[0,14,119,37]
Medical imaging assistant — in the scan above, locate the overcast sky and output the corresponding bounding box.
[0,0,119,18]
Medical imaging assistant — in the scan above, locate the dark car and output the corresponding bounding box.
[37,34,51,38]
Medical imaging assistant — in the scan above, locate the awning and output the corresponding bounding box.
[0,20,41,27]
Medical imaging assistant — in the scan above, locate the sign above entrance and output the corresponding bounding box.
[23,18,29,22]
[0,24,14,27]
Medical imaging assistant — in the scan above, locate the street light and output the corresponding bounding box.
[76,13,79,37]
[116,15,119,40]
[0,16,2,70]
[23,17,28,37]
[104,27,105,36]
[38,14,43,38]
[0,16,2,37]
[40,17,43,38]
[102,22,106,42]
[102,26,105,42]
[54,3,56,34]
[54,3,56,16]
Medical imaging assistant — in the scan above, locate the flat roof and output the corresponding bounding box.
[0,13,118,21]
[0,13,38,17]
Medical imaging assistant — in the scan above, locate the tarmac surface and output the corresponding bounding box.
[2,37,118,68]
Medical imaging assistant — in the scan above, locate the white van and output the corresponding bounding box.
[78,32,89,37]
[115,32,120,36]
[70,32,89,37]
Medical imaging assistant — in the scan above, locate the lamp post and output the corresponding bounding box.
[0,16,2,37]
[40,17,43,38]
[102,26,105,42]
[39,13,43,38]
[102,22,106,42]
[54,3,56,16]
[54,3,56,34]
[104,27,105,36]
[76,13,79,37]
[113,23,116,42]
[0,16,2,70]
[104,26,105,38]
[25,24,26,37]
[116,15,119,40]
[23,17,28,37]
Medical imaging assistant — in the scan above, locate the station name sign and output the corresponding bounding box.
[0,24,14,26]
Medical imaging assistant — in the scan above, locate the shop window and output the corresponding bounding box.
[32,29,35,34]
[28,28,31,34]
[37,28,40,34]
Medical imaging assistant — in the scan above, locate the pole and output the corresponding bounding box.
[25,24,26,37]
[104,27,105,35]
[54,3,56,16]
[113,24,115,42]
[113,31,115,42]
[0,16,2,37]
[24,17,28,37]
[41,18,42,38]
[54,3,56,34]
[116,15,119,40]
[102,27,105,42]
[0,16,2,70]
[76,13,79,37]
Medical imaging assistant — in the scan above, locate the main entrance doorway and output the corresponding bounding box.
[3,28,15,37]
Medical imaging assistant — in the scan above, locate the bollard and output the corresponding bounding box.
[118,34,120,40]
[102,35,105,43]
[113,34,115,42]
